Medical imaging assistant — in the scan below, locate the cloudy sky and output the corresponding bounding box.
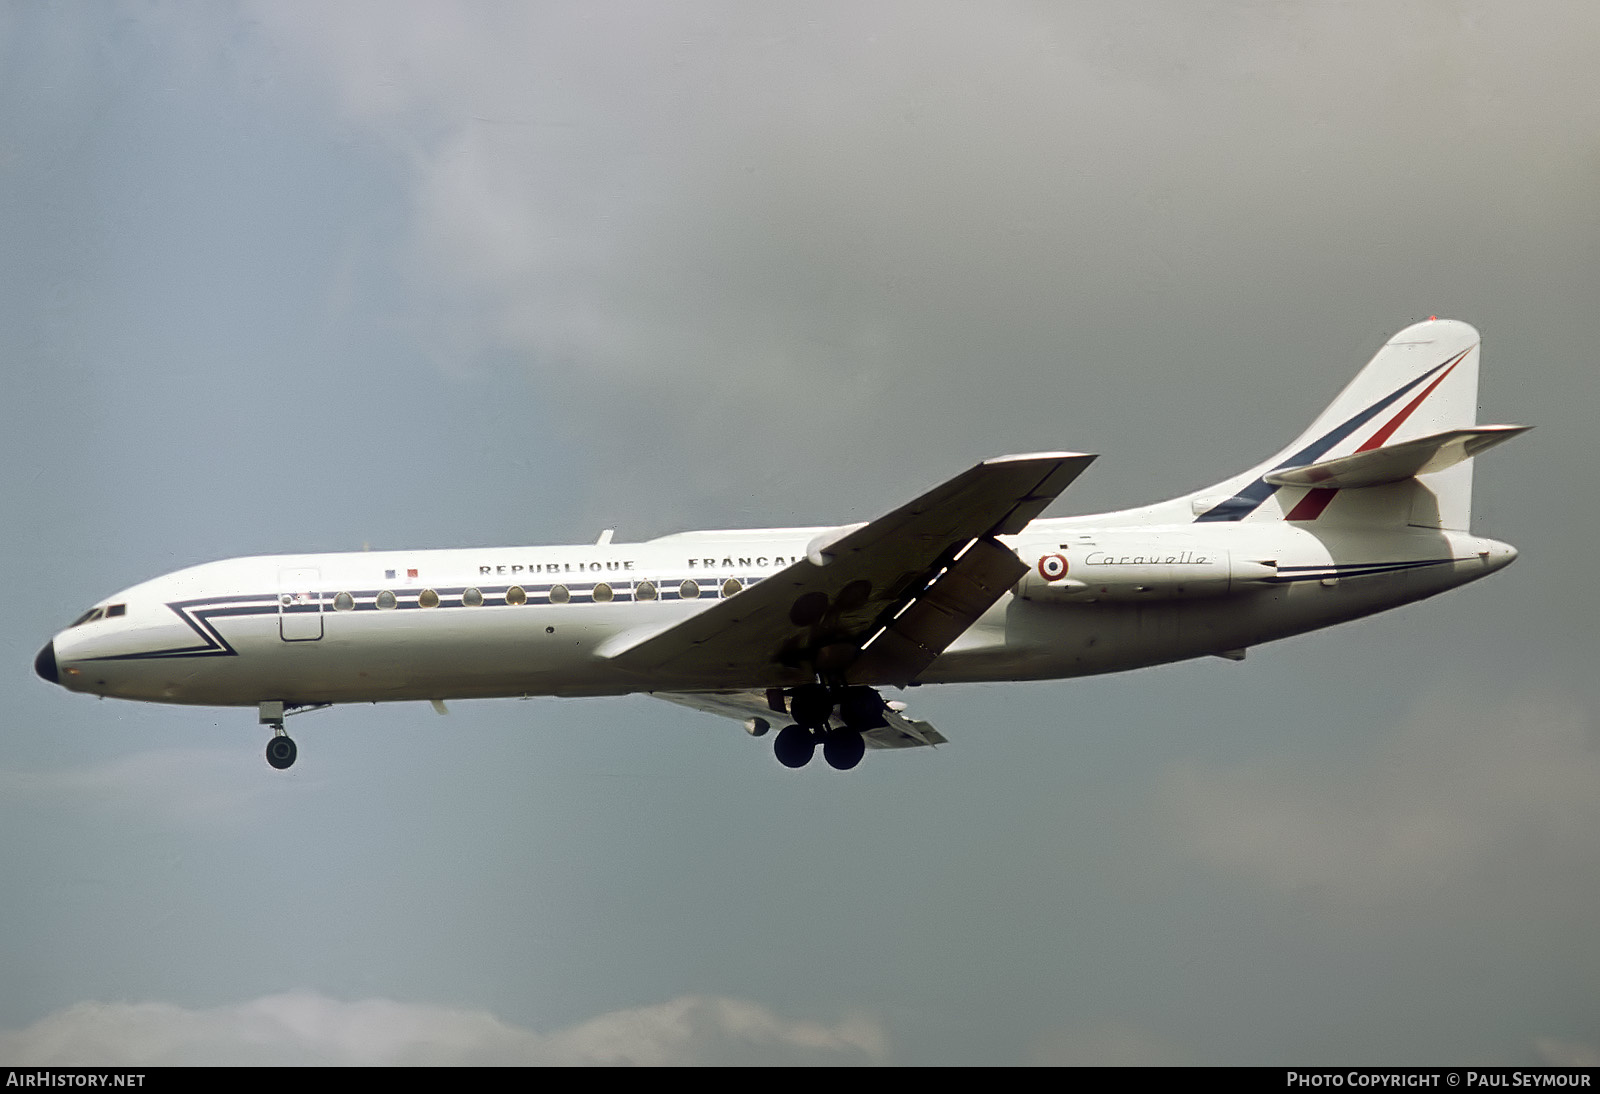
[4,1,1597,1065]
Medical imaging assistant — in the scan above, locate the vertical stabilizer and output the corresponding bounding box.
[1102,319,1488,530]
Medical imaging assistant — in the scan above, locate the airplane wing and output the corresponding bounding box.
[653,690,949,750]
[604,452,1096,689]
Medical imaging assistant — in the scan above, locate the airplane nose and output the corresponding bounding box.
[34,641,58,685]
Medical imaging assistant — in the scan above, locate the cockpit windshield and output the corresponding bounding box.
[68,604,124,628]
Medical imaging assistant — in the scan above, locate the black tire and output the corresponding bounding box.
[838,687,884,730]
[773,724,815,769]
[789,683,833,729]
[266,735,298,770]
[822,731,865,771]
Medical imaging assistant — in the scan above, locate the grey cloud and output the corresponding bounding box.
[244,2,1600,534]
[1160,690,1600,919]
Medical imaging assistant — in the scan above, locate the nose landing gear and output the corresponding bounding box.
[260,701,297,770]
[257,700,329,770]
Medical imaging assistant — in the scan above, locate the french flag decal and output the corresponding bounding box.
[384,569,420,580]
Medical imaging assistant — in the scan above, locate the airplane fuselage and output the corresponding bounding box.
[44,518,1515,709]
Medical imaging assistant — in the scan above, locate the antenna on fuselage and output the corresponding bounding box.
[596,529,615,546]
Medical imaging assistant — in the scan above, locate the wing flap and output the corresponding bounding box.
[1264,425,1529,489]
[847,536,1026,685]
[867,708,948,749]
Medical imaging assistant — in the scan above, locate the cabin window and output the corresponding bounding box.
[679,579,700,600]
[635,580,657,602]
[593,582,613,603]
[462,587,484,607]
[505,585,527,605]
[375,590,397,610]
[721,577,742,598]
[418,589,440,608]
[333,592,355,612]
[549,584,570,605]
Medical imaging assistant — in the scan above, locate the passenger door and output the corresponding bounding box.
[278,567,324,641]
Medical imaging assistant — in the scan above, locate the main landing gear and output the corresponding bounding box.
[770,683,882,771]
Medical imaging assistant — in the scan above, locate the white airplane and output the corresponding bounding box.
[35,319,1526,772]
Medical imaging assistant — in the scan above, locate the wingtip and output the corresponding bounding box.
[983,450,1098,465]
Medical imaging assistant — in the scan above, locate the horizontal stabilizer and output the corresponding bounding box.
[1263,425,1530,490]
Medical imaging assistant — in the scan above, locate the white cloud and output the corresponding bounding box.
[0,992,889,1066]
[1161,691,1600,917]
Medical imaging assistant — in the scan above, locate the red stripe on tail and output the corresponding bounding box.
[1356,347,1472,452]
[1284,489,1338,521]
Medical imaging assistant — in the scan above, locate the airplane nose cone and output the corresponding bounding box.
[34,641,58,685]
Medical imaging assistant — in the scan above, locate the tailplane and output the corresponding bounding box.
[1110,319,1525,531]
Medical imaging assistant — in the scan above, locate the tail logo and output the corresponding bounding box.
[1195,344,1476,523]
[1284,346,1473,522]
[1039,554,1068,580]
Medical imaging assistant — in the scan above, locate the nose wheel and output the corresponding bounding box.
[266,732,298,770]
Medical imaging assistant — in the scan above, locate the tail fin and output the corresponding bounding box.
[1117,319,1524,531]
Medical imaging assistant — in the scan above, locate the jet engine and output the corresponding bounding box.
[1018,534,1276,602]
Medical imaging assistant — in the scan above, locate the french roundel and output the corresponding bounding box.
[1038,554,1068,580]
